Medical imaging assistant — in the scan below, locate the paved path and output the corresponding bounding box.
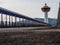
[0,27,59,32]
[0,27,60,45]
[0,27,49,32]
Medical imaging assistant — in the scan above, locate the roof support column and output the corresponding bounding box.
[15,17,17,27]
[1,13,4,27]
[21,18,23,27]
[11,16,13,27]
[23,19,25,27]
[9,15,10,27]
[5,15,7,27]
[22,19,24,27]
[19,18,21,27]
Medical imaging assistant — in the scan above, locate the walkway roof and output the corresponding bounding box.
[0,7,50,25]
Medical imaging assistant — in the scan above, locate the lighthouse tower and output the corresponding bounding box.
[41,3,50,23]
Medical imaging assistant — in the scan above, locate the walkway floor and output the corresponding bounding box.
[0,27,60,45]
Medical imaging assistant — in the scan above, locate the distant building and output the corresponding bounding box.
[34,18,57,27]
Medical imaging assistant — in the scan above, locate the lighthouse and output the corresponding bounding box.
[41,3,50,23]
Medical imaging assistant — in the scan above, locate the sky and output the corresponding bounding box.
[0,0,60,19]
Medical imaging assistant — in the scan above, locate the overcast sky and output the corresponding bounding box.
[0,0,60,19]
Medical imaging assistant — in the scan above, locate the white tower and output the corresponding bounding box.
[41,3,50,23]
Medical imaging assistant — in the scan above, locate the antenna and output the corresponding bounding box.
[45,3,47,6]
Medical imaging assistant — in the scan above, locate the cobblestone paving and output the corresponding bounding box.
[0,30,60,45]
